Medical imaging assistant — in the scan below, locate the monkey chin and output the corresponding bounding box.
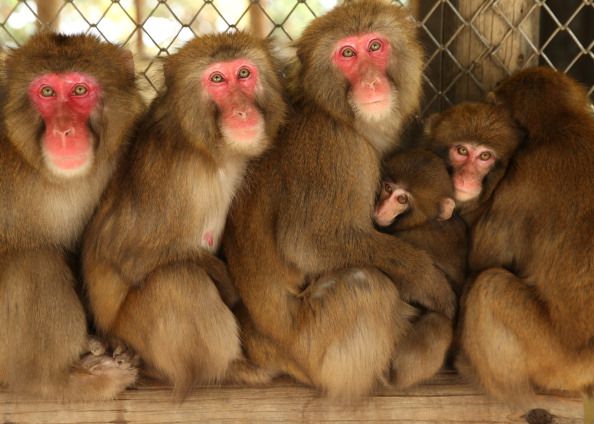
[454,188,480,203]
[42,150,94,179]
[351,94,394,123]
[221,121,269,157]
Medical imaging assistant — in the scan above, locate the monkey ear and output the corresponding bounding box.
[437,197,455,221]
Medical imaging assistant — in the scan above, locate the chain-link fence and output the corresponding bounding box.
[1,0,593,116]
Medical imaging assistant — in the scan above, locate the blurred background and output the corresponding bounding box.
[1,0,592,116]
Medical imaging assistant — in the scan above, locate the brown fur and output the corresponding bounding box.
[378,149,467,387]
[455,68,594,404]
[424,102,522,226]
[224,0,455,398]
[82,32,286,395]
[0,33,143,400]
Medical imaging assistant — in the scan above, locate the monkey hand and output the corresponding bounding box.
[392,260,457,319]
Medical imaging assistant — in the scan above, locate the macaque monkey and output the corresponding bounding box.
[0,33,143,400]
[373,149,467,387]
[82,32,287,394]
[431,68,594,404]
[423,102,522,226]
[375,149,467,293]
[224,0,455,398]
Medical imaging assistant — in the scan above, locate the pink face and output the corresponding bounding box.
[332,32,393,119]
[28,72,101,176]
[202,58,264,147]
[374,181,410,227]
[374,180,456,228]
[449,143,497,202]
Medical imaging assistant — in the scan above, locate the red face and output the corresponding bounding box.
[202,58,265,152]
[332,32,392,120]
[449,143,497,202]
[28,72,101,176]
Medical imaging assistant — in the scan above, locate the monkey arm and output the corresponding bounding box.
[468,200,517,273]
[120,246,240,308]
[278,218,456,319]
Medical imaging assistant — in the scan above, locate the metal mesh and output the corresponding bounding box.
[1,0,593,115]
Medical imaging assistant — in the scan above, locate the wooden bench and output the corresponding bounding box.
[0,370,584,423]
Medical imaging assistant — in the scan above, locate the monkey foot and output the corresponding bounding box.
[112,342,141,368]
[77,352,138,389]
[226,358,278,385]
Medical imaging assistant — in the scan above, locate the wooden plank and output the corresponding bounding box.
[0,371,583,423]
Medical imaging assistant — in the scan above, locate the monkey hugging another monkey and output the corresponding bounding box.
[224,0,457,399]
[424,69,594,404]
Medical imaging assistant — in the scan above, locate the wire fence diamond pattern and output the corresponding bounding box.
[1,0,592,116]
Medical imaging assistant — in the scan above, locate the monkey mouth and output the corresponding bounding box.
[43,150,92,177]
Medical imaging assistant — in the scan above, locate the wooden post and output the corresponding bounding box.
[449,0,540,103]
[407,0,420,20]
[249,0,266,38]
[135,0,145,58]
[36,0,60,31]
[586,396,594,424]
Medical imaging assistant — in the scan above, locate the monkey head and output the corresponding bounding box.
[492,66,590,138]
[162,32,286,159]
[374,149,456,231]
[3,33,141,180]
[291,0,423,150]
[424,102,522,206]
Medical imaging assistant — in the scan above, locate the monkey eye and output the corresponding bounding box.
[384,183,393,194]
[456,145,468,156]
[369,40,382,52]
[72,84,88,96]
[40,86,55,97]
[210,72,225,83]
[340,47,356,58]
[238,67,251,79]
[397,194,409,204]
[479,151,493,161]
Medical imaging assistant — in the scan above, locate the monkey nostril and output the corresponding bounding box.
[234,110,248,120]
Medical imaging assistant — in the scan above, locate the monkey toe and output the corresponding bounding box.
[79,352,137,373]
[86,336,108,356]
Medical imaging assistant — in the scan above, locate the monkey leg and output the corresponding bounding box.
[289,267,410,399]
[458,268,594,404]
[391,311,453,389]
[238,268,407,398]
[111,261,241,395]
[0,249,137,400]
[229,302,312,386]
[85,258,131,333]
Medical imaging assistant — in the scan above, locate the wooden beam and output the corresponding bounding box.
[36,0,60,31]
[449,0,540,103]
[0,371,582,423]
[249,0,266,38]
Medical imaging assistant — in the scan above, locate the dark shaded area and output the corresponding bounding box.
[539,0,594,90]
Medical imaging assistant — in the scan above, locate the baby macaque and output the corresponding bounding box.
[374,149,467,293]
